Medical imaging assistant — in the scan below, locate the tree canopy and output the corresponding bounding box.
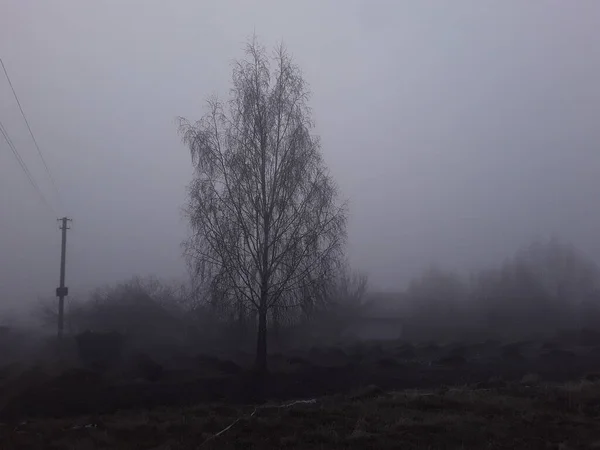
[178,38,347,371]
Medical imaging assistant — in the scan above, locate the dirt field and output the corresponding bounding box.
[1,330,600,448]
[2,379,600,449]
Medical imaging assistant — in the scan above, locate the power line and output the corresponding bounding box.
[0,57,62,205]
[0,120,41,196]
[0,119,55,215]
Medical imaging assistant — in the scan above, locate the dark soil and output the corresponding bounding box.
[2,380,600,449]
[2,333,600,422]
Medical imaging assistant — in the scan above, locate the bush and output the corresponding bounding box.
[75,330,125,369]
[130,353,164,381]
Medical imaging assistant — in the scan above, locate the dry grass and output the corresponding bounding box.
[1,379,599,449]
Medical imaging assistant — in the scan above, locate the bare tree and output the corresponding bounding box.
[334,266,369,307]
[178,38,347,372]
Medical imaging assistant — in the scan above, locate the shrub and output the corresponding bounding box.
[75,330,125,369]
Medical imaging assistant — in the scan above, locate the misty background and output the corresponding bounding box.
[1,1,599,319]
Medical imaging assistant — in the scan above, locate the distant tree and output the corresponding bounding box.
[516,237,600,304]
[470,238,600,337]
[325,266,369,324]
[334,266,369,307]
[53,276,189,357]
[407,265,466,308]
[178,38,347,372]
[32,295,83,335]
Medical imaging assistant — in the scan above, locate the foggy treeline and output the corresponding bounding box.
[400,237,600,342]
[4,236,599,368]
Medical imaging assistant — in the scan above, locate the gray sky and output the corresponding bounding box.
[1,1,599,314]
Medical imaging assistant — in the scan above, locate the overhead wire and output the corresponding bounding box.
[0,56,63,210]
[0,118,56,215]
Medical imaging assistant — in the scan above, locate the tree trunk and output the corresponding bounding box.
[255,306,268,374]
[272,307,280,339]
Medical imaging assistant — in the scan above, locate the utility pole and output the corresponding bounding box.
[56,217,71,341]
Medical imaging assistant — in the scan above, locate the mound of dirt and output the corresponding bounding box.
[287,356,310,366]
[476,378,508,389]
[447,344,469,357]
[377,357,402,369]
[557,329,600,347]
[435,355,467,367]
[215,360,243,375]
[0,365,53,411]
[348,384,388,401]
[129,353,164,382]
[579,329,600,347]
[0,367,109,421]
[394,345,417,359]
[540,349,576,360]
[501,343,524,360]
[541,341,559,350]
[51,367,103,385]
[0,362,27,382]
[589,346,600,357]
[583,372,600,382]
[195,354,243,375]
[75,331,125,370]
[420,343,440,353]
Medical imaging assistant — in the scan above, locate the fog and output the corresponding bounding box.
[1,0,599,316]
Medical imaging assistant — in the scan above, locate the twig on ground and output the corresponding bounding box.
[199,398,317,447]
